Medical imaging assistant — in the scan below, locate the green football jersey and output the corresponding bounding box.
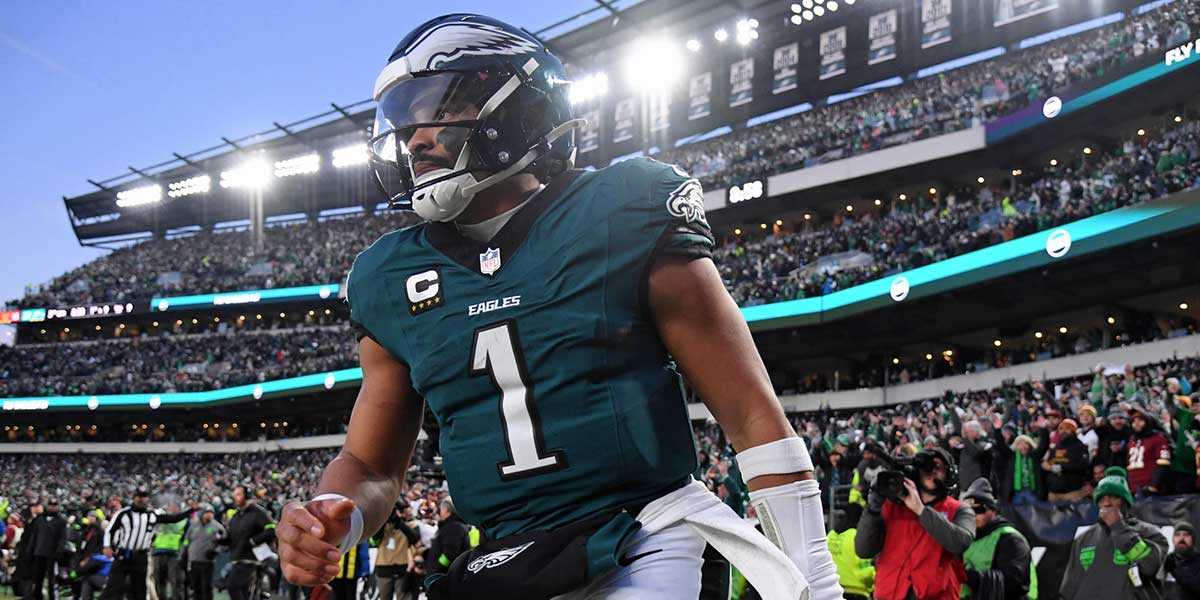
[348,157,715,538]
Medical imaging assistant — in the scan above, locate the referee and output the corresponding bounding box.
[100,488,191,600]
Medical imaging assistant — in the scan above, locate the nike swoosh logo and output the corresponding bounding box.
[617,548,663,567]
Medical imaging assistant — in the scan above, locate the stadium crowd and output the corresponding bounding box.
[719,118,1200,306]
[663,0,1198,190]
[0,325,356,398]
[10,1,1196,313]
[12,211,420,311]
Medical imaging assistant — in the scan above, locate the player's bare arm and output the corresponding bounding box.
[647,254,811,491]
[279,336,424,586]
[649,251,843,599]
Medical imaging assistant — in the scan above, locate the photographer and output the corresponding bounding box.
[856,447,975,600]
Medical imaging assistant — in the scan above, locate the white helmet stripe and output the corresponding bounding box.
[374,57,413,101]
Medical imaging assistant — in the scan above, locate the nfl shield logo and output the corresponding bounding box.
[479,247,502,276]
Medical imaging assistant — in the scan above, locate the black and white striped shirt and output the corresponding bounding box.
[104,507,190,552]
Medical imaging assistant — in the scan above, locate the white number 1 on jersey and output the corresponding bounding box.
[471,321,567,480]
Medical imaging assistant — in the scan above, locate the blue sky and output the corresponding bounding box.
[0,1,603,304]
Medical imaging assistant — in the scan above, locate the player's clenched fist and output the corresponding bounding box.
[278,497,357,587]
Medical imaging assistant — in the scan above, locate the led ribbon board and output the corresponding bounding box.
[150,283,339,311]
[742,192,1200,331]
[987,40,1200,144]
[2,368,363,411]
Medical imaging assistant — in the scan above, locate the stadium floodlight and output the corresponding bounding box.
[735,18,759,45]
[977,176,985,184]
[714,28,729,42]
[791,3,802,11]
[791,14,803,24]
[115,184,163,208]
[845,0,854,4]
[220,157,272,190]
[803,10,814,19]
[803,0,814,8]
[1182,302,1190,310]
[686,38,702,52]
[167,175,211,198]
[624,40,681,92]
[332,144,368,168]
[569,72,609,104]
[274,152,320,178]
[814,5,825,16]
[828,1,838,11]
[1175,115,1183,123]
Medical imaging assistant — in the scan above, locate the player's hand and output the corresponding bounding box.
[278,498,356,586]
[902,479,924,515]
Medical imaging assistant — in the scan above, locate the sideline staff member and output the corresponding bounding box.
[218,485,276,600]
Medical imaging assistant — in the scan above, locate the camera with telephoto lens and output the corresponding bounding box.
[868,443,920,501]
[867,443,954,501]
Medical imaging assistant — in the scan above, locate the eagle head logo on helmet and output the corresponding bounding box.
[368,14,583,223]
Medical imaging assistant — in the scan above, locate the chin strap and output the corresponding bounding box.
[461,118,585,197]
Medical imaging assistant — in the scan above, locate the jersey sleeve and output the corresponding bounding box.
[346,257,378,344]
[606,157,715,262]
[346,234,416,367]
[649,162,715,260]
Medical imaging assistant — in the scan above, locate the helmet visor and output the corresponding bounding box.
[369,71,502,207]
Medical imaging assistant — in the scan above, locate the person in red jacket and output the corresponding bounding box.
[1126,405,1172,496]
[855,447,975,600]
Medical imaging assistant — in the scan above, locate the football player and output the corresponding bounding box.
[276,14,841,600]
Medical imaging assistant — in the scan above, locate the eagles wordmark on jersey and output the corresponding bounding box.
[348,157,714,539]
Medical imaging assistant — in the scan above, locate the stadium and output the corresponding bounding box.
[2,0,1200,599]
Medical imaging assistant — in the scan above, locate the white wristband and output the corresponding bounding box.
[311,493,364,555]
[736,437,814,482]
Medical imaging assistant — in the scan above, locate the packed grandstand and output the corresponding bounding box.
[4,0,1200,599]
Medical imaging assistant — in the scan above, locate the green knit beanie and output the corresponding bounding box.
[1093,466,1133,507]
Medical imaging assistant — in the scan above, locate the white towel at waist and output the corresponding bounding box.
[636,477,810,600]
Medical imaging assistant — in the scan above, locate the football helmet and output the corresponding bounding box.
[368,14,582,222]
